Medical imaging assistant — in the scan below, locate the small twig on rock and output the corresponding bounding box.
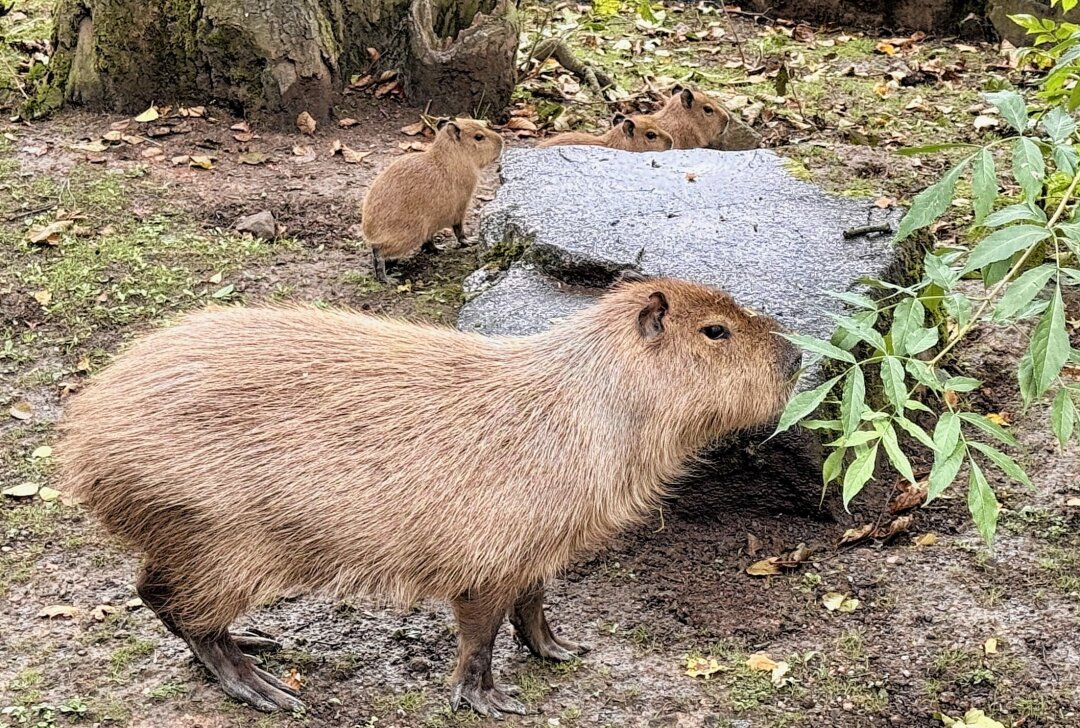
[843,223,894,239]
[528,38,615,94]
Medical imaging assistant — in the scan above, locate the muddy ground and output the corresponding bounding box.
[2,3,1079,728]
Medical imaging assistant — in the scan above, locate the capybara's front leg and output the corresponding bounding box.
[371,247,388,283]
[452,222,465,244]
[449,592,528,719]
[510,582,590,661]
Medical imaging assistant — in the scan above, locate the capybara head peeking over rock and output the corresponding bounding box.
[59,277,799,718]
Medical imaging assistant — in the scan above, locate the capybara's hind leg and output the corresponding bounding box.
[509,582,590,661]
[136,564,300,713]
[188,630,304,713]
[372,247,388,283]
[231,628,283,655]
[450,593,528,719]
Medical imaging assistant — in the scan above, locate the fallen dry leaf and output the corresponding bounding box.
[985,412,1010,426]
[374,79,400,98]
[297,111,317,135]
[38,604,80,619]
[944,389,960,407]
[73,139,109,153]
[350,74,375,89]
[31,445,52,459]
[238,151,268,165]
[746,533,762,556]
[341,146,372,164]
[134,105,160,123]
[822,592,860,613]
[28,219,74,245]
[231,120,251,133]
[914,532,939,547]
[506,117,538,132]
[38,486,61,502]
[685,656,726,678]
[367,46,381,63]
[984,637,998,655]
[338,117,359,128]
[1066,497,1080,507]
[282,668,303,692]
[839,523,875,546]
[2,482,40,498]
[110,119,132,131]
[399,141,428,153]
[874,196,896,208]
[103,130,123,142]
[9,401,32,420]
[188,155,215,170]
[686,172,698,183]
[92,604,119,621]
[890,479,928,514]
[33,290,52,306]
[179,105,205,118]
[875,41,896,56]
[141,147,164,159]
[401,121,427,136]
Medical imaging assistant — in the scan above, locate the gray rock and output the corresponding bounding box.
[460,147,915,519]
[235,210,277,240]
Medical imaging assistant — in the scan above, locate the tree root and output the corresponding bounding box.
[527,38,614,94]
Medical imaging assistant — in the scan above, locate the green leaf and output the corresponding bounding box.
[829,313,887,353]
[890,298,926,356]
[831,430,881,447]
[983,203,1046,227]
[943,376,982,392]
[906,326,939,355]
[905,398,935,413]
[594,0,621,15]
[779,333,856,364]
[934,411,961,453]
[1028,284,1070,397]
[880,357,907,412]
[906,359,943,391]
[895,143,977,156]
[211,284,235,299]
[1042,106,1077,143]
[962,225,1050,274]
[896,160,969,241]
[1062,0,1079,13]
[1012,137,1045,201]
[969,441,1032,487]
[897,415,937,450]
[823,447,845,485]
[967,459,1000,543]
[802,419,842,431]
[843,444,878,509]
[1054,143,1079,176]
[943,292,973,332]
[1052,387,1077,446]
[826,290,877,310]
[928,441,965,502]
[773,375,842,435]
[1008,13,1045,33]
[972,148,997,225]
[831,309,878,351]
[958,411,1019,447]
[923,251,959,289]
[985,90,1028,133]
[881,423,917,485]
[992,264,1056,322]
[1019,349,1038,404]
[841,366,866,435]
[635,0,658,21]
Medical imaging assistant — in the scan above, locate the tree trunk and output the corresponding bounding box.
[745,0,987,33]
[45,0,519,122]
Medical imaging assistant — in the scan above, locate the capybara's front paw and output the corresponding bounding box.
[451,682,528,719]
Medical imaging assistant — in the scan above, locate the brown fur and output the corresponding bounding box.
[647,86,732,149]
[361,118,503,261]
[538,115,674,152]
[59,278,799,714]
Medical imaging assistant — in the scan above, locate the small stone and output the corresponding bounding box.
[406,656,430,673]
[235,210,277,240]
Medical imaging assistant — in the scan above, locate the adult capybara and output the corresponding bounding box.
[361,117,503,282]
[59,278,801,718]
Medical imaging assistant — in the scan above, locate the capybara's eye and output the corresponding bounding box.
[703,105,715,114]
[474,133,485,141]
[701,325,730,340]
[646,131,657,140]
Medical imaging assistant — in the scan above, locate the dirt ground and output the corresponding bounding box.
[2,3,1079,728]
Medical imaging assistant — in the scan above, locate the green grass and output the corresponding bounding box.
[107,636,158,681]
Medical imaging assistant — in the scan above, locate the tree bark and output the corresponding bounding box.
[45,0,519,122]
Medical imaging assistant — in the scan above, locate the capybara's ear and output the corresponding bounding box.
[444,121,462,141]
[611,112,627,126]
[680,88,694,109]
[636,291,668,341]
[436,117,451,129]
[671,84,684,96]
[621,118,636,137]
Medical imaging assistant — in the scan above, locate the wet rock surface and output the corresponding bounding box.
[460,146,911,519]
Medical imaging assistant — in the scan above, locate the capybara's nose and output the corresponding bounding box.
[780,338,802,379]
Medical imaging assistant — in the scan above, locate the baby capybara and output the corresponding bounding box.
[361,117,503,282]
[647,85,734,149]
[60,278,801,718]
[538,114,674,151]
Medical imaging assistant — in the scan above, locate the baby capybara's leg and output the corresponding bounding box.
[509,582,590,661]
[449,593,528,718]
[371,247,388,283]
[452,222,465,244]
[136,563,301,713]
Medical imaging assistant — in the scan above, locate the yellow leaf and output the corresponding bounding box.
[875,41,896,55]
[38,487,61,502]
[209,272,223,284]
[746,557,782,576]
[297,111,317,135]
[823,592,860,612]
[33,290,52,306]
[983,637,998,655]
[188,156,214,170]
[684,656,725,678]
[134,105,160,123]
[31,445,53,459]
[770,660,791,687]
[914,532,938,547]
[38,604,80,619]
[944,389,959,407]
[985,412,1009,426]
[9,401,32,420]
[3,482,40,498]
[92,604,119,621]
[746,653,778,672]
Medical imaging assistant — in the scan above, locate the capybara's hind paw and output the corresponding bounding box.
[451,682,528,719]
[221,666,305,713]
[231,629,283,655]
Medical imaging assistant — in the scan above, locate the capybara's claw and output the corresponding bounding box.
[451,683,528,719]
[220,668,304,713]
[232,630,282,655]
[556,637,591,656]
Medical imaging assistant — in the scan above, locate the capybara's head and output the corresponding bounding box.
[610,114,674,152]
[663,85,731,147]
[436,117,504,167]
[611,277,801,433]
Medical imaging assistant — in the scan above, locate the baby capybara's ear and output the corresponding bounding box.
[636,291,669,341]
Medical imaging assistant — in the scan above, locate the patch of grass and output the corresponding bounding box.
[107,636,157,681]
[342,269,386,295]
[146,680,189,701]
[514,664,552,705]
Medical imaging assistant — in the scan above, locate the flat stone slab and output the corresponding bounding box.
[459,147,912,519]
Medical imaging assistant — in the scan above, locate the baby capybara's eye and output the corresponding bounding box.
[701,325,730,340]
